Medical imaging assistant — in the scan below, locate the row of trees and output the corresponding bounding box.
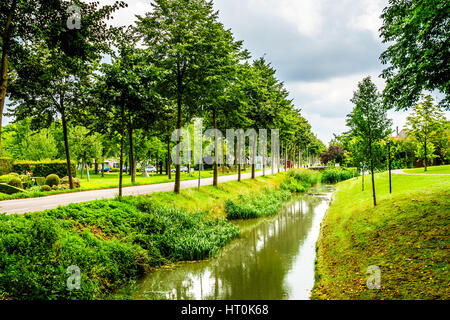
[1,0,325,195]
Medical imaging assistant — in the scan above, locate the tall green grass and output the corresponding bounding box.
[0,197,238,300]
[321,167,358,184]
[225,188,291,220]
[280,169,321,192]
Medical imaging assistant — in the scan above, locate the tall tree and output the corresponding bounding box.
[380,0,450,110]
[347,77,392,206]
[137,0,241,193]
[0,0,126,152]
[405,94,445,171]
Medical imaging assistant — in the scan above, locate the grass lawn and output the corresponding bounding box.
[404,165,450,175]
[312,172,450,300]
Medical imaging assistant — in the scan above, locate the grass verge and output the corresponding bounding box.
[403,165,450,175]
[312,172,450,300]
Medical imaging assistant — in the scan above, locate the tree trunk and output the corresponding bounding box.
[370,143,376,206]
[129,122,135,183]
[362,169,364,191]
[119,104,125,199]
[424,137,428,172]
[167,134,172,179]
[174,76,182,194]
[101,162,104,178]
[61,107,74,189]
[213,110,218,187]
[0,1,16,154]
[238,163,241,182]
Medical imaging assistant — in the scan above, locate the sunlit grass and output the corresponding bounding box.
[404,165,450,174]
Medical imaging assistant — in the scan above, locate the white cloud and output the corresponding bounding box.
[348,0,386,40]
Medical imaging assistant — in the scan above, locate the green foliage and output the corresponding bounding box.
[280,169,320,192]
[45,174,60,188]
[13,160,76,178]
[34,177,45,186]
[40,185,52,192]
[225,189,291,220]
[8,177,23,189]
[0,158,14,176]
[380,0,450,110]
[321,168,358,184]
[0,197,238,299]
[0,183,25,195]
[61,177,81,189]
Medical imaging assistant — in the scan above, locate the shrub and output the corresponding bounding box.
[40,185,52,192]
[45,174,60,187]
[8,177,23,189]
[13,160,76,178]
[0,158,14,175]
[0,173,19,183]
[34,177,46,186]
[61,176,81,189]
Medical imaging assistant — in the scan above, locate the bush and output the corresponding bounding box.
[0,158,14,175]
[61,176,81,189]
[40,185,52,192]
[0,173,19,183]
[225,189,291,220]
[8,177,23,189]
[45,174,60,187]
[34,177,45,186]
[13,160,76,178]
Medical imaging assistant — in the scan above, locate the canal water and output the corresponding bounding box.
[122,184,334,300]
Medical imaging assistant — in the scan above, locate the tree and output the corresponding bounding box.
[405,95,445,171]
[137,0,241,193]
[347,77,392,206]
[379,0,450,110]
[0,0,126,152]
[320,145,344,165]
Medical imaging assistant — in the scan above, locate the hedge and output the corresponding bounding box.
[12,160,76,178]
[0,158,14,176]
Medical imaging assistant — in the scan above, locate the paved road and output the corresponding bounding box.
[392,169,450,176]
[1,169,284,215]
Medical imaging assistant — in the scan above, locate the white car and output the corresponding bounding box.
[145,166,157,173]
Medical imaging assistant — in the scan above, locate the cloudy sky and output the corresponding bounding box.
[5,0,446,144]
[103,0,408,144]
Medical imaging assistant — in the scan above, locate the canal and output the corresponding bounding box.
[120,184,334,300]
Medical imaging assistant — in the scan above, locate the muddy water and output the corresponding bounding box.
[122,184,334,300]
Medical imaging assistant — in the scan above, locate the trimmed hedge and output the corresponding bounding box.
[13,160,76,178]
[0,158,14,176]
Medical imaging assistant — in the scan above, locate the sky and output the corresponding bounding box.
[4,0,447,144]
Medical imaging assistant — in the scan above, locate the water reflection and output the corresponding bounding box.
[125,185,333,300]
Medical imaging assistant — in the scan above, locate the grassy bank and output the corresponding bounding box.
[312,172,450,300]
[1,171,311,300]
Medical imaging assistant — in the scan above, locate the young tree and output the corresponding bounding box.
[405,95,445,171]
[380,0,450,110]
[347,77,392,206]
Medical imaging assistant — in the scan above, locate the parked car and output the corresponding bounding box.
[145,166,157,173]
[103,167,111,172]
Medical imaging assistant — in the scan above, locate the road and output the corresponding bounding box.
[0,169,284,215]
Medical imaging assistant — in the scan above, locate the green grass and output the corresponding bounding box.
[0,168,259,201]
[404,165,450,175]
[312,172,450,300]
